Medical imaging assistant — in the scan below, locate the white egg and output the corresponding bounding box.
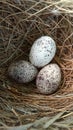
[8,60,38,83]
[29,36,56,68]
[36,64,61,94]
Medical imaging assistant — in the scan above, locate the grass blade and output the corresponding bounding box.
[44,111,65,128]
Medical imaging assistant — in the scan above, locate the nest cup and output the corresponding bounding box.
[0,0,73,128]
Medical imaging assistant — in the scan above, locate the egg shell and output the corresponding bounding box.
[29,36,56,68]
[8,60,38,83]
[36,64,61,94]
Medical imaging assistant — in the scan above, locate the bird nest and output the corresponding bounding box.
[0,0,73,129]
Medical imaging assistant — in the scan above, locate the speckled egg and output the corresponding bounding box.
[29,36,56,68]
[36,64,61,94]
[8,60,38,83]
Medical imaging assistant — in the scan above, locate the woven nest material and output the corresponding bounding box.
[0,0,73,129]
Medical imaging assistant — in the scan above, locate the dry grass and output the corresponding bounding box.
[0,0,73,129]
